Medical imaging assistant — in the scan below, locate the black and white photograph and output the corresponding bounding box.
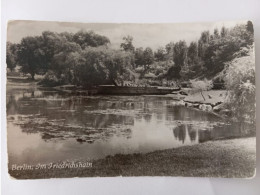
[6,20,256,179]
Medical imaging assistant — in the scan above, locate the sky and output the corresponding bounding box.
[7,20,247,50]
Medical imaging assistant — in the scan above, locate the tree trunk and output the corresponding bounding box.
[201,91,206,101]
[31,72,35,80]
[111,79,118,86]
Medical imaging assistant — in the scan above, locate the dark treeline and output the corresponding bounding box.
[6,21,254,88]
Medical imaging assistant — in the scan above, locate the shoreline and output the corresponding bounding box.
[6,76,248,123]
[9,137,256,179]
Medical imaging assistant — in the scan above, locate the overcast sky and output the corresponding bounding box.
[7,20,247,50]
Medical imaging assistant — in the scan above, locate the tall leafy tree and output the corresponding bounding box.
[173,41,187,67]
[204,23,254,76]
[221,26,228,37]
[167,40,187,79]
[74,47,134,87]
[198,31,210,58]
[73,30,110,49]
[213,28,220,39]
[17,36,46,79]
[120,35,135,52]
[165,42,174,61]
[154,47,166,61]
[6,42,18,71]
[180,41,201,79]
[246,21,254,34]
[142,47,154,72]
[134,47,144,66]
[165,42,174,54]
[51,41,81,83]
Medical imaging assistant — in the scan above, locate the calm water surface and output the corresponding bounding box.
[7,84,247,165]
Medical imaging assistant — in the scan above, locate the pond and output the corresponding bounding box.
[7,84,250,165]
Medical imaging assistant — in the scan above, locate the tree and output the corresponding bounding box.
[51,41,81,83]
[165,42,174,60]
[103,49,135,86]
[213,28,220,39]
[6,42,18,71]
[229,22,254,46]
[203,23,254,76]
[73,47,134,87]
[73,30,110,49]
[173,41,187,67]
[17,36,46,79]
[198,31,210,59]
[200,31,210,44]
[73,47,107,87]
[40,30,111,85]
[143,47,154,65]
[167,41,187,80]
[165,42,174,54]
[134,47,144,66]
[221,26,228,38]
[187,41,199,65]
[246,21,254,34]
[154,47,166,61]
[224,46,255,123]
[120,35,135,52]
[180,41,201,79]
[41,31,67,71]
[142,47,154,72]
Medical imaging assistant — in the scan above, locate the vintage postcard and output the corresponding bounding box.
[6,20,256,179]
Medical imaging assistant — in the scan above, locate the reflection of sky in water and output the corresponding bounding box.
[7,87,247,165]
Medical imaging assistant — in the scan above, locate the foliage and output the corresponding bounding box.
[167,40,187,80]
[190,79,213,100]
[165,42,174,54]
[17,36,47,79]
[173,40,187,67]
[203,22,254,76]
[133,47,154,77]
[154,47,166,61]
[6,42,18,71]
[143,47,154,66]
[73,30,110,49]
[120,36,135,52]
[16,30,110,82]
[73,47,134,87]
[102,49,135,86]
[134,47,144,66]
[180,41,201,79]
[8,21,255,95]
[224,46,255,123]
[38,70,64,87]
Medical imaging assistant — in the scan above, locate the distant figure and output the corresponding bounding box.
[208,95,212,99]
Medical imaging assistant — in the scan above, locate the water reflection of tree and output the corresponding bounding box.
[173,124,198,144]
[172,122,252,144]
[6,94,18,115]
[167,105,219,122]
[173,124,187,144]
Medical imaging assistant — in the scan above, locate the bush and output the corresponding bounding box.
[38,71,65,87]
[224,46,255,123]
[190,79,213,100]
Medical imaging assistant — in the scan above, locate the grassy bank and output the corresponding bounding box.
[9,137,256,179]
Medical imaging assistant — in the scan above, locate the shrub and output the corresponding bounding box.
[38,71,65,87]
[190,79,213,100]
[224,46,255,123]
